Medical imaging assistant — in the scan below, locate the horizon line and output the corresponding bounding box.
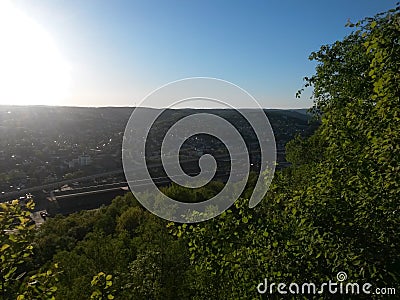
[0,104,311,110]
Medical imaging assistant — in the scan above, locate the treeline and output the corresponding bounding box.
[1,5,399,299]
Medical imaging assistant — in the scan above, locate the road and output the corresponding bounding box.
[0,150,272,202]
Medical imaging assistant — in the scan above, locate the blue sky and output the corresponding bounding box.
[6,0,398,108]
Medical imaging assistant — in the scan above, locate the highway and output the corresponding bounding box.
[0,149,273,202]
[0,169,124,201]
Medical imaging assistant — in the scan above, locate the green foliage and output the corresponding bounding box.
[160,181,224,203]
[172,5,400,299]
[285,133,325,166]
[53,231,132,299]
[0,200,35,297]
[90,272,114,300]
[115,206,144,234]
[126,213,190,299]
[33,192,191,299]
[0,200,59,299]
[17,264,60,300]
[298,4,400,286]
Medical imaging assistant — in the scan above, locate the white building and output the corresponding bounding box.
[68,155,91,168]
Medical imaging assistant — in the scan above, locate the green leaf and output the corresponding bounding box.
[1,244,10,252]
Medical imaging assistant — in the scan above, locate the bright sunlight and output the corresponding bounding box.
[0,0,71,106]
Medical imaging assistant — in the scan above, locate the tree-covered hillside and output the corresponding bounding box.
[1,4,399,299]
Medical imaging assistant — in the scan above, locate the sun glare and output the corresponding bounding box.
[0,1,71,106]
